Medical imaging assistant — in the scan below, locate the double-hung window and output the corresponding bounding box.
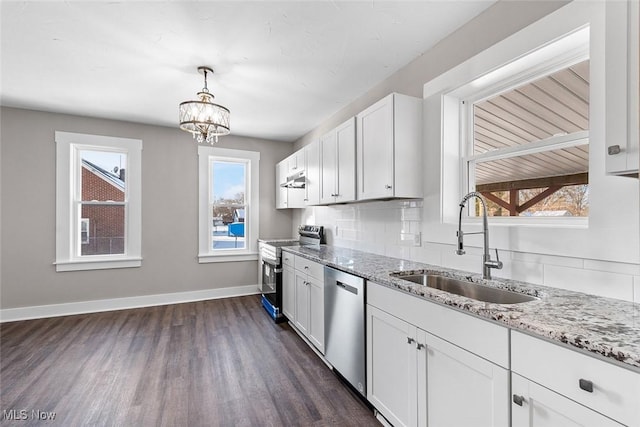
[463,59,590,218]
[198,146,259,262]
[55,132,142,271]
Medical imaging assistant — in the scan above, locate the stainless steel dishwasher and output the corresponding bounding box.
[324,266,366,397]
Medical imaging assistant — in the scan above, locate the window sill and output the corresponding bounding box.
[55,257,142,272]
[198,252,259,263]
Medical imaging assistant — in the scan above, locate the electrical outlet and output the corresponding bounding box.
[414,232,422,247]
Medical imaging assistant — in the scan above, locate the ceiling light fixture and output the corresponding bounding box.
[178,66,230,145]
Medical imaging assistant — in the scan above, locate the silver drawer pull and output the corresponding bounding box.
[407,337,415,345]
[579,379,593,393]
[513,395,525,406]
[416,343,425,350]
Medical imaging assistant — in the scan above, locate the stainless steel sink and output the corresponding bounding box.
[391,273,538,304]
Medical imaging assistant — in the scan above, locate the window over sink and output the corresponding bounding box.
[464,59,590,218]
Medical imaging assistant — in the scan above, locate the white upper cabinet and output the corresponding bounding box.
[304,139,321,206]
[320,117,356,204]
[605,0,639,176]
[287,149,305,176]
[276,148,306,209]
[356,93,423,201]
[275,160,288,209]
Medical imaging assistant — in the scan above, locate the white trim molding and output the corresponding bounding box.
[197,146,260,262]
[0,285,260,323]
[54,131,143,271]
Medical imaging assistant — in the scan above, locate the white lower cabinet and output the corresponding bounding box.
[367,284,509,427]
[367,305,418,427]
[421,332,509,427]
[282,254,295,320]
[282,253,325,354]
[511,331,640,427]
[294,271,310,336]
[511,373,623,427]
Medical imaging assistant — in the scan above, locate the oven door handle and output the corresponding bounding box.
[262,258,279,267]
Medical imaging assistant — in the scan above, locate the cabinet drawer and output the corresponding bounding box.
[511,331,640,426]
[294,255,324,279]
[282,252,295,268]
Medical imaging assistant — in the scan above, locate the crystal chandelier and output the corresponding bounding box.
[179,66,230,145]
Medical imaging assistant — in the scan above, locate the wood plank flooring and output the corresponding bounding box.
[0,295,377,426]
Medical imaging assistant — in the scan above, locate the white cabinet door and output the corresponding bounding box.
[335,117,356,203]
[320,130,337,204]
[275,161,288,209]
[511,373,623,427]
[294,271,309,336]
[422,332,509,427]
[285,150,305,175]
[319,118,356,204]
[307,276,324,353]
[367,305,418,427]
[305,139,321,206]
[287,187,306,209]
[357,94,395,200]
[357,93,422,201]
[282,265,295,321]
[605,0,639,176]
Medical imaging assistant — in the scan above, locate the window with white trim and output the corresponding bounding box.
[441,26,592,223]
[55,132,142,271]
[198,146,259,263]
[464,58,590,218]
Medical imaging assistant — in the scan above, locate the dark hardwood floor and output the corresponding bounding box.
[0,295,377,426]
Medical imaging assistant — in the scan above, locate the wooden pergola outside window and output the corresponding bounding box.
[466,59,590,217]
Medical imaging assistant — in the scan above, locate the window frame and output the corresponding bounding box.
[55,131,142,272]
[440,26,591,227]
[197,146,260,263]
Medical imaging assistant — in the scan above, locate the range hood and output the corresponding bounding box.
[281,169,306,188]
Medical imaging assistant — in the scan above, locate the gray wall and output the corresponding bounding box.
[293,0,569,151]
[0,107,293,309]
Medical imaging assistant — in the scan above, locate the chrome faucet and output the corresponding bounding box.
[456,192,503,280]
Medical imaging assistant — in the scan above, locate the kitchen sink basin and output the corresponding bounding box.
[390,273,538,304]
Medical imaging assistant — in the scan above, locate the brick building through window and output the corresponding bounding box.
[81,160,125,255]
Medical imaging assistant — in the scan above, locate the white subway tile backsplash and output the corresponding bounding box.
[401,207,422,221]
[583,259,640,276]
[510,251,584,269]
[544,265,634,302]
[294,201,639,302]
[504,259,544,285]
[441,251,483,275]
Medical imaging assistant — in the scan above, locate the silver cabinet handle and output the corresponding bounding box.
[608,145,621,155]
[416,343,425,350]
[385,185,392,189]
[513,395,525,406]
[407,337,415,345]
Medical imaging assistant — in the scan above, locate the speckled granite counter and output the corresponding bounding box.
[282,245,640,371]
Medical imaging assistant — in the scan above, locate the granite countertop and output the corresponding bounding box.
[282,244,640,371]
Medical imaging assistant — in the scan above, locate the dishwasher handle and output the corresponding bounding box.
[335,281,359,295]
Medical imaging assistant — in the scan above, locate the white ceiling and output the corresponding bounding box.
[1,1,495,142]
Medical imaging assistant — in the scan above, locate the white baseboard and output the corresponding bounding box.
[0,285,260,323]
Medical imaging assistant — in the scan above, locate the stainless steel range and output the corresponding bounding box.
[259,225,323,322]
